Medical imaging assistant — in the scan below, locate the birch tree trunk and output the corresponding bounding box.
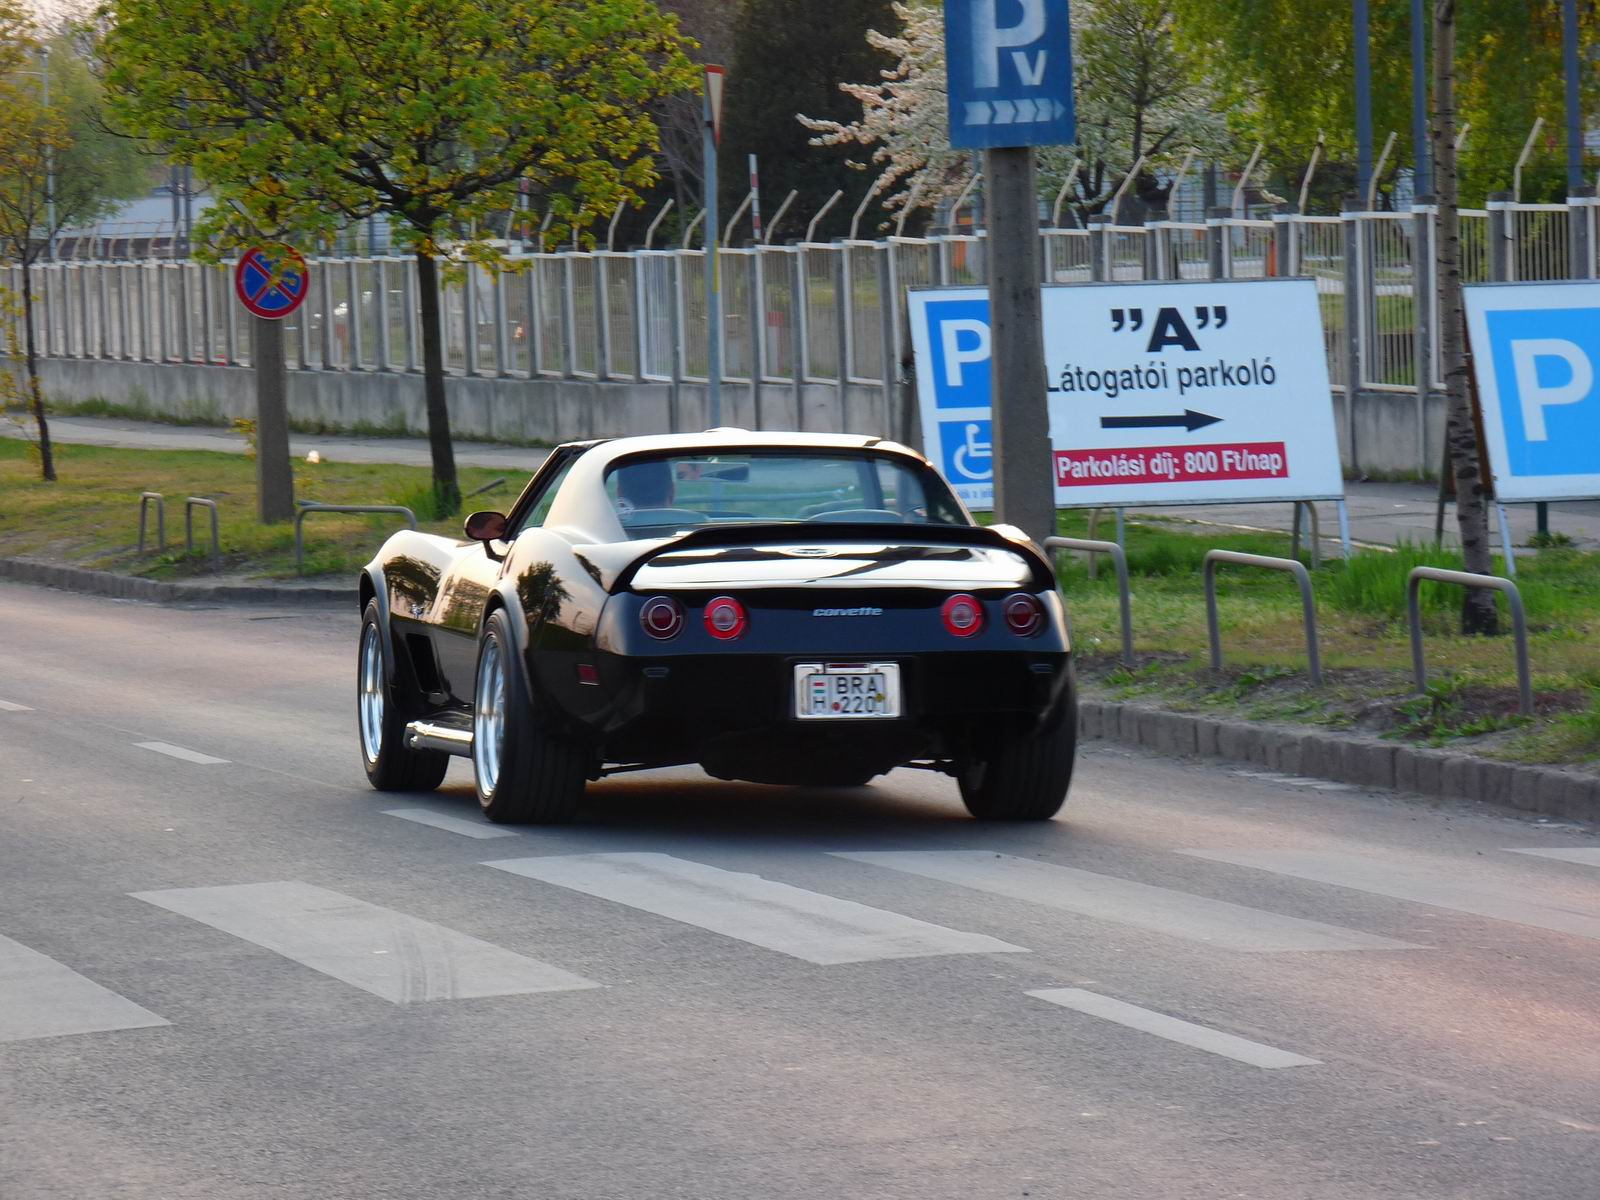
[1432,0,1498,634]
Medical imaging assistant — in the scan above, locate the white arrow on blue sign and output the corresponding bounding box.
[945,0,1076,150]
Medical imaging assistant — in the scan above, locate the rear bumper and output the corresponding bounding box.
[570,649,1072,780]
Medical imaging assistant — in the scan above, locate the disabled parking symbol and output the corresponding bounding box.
[940,419,993,483]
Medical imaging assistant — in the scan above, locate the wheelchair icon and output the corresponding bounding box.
[951,421,993,481]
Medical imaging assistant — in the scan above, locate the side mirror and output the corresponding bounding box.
[464,511,508,543]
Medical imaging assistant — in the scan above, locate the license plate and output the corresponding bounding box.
[793,663,902,720]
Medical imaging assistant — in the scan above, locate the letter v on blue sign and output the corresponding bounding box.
[944,0,1076,151]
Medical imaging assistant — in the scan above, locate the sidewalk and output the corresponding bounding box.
[36,415,1600,552]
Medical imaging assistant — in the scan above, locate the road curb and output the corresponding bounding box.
[0,557,351,606]
[1081,699,1599,827]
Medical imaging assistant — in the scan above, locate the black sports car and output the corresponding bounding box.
[356,431,1076,823]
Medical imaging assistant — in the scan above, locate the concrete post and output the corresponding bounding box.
[1412,198,1437,476]
[319,258,335,368]
[1341,198,1364,474]
[118,266,132,361]
[77,266,91,357]
[560,254,577,379]
[875,244,896,438]
[1567,186,1595,279]
[374,260,390,372]
[404,259,420,373]
[1271,205,1296,277]
[593,257,610,381]
[253,314,294,523]
[1087,214,1108,281]
[463,262,479,377]
[1143,208,1167,279]
[1206,206,1229,279]
[154,265,168,361]
[224,264,238,366]
[668,252,684,431]
[347,259,364,370]
[1487,191,1513,283]
[791,247,807,430]
[833,245,850,429]
[197,266,212,364]
[984,144,1056,544]
[631,254,648,384]
[748,252,765,425]
[1414,200,1440,476]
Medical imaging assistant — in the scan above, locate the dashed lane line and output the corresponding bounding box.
[1183,849,1600,942]
[1027,987,1321,1069]
[0,700,34,712]
[484,852,1029,966]
[134,741,230,765]
[383,808,520,840]
[1506,847,1600,868]
[0,932,169,1044]
[832,851,1420,953]
[132,881,598,1004]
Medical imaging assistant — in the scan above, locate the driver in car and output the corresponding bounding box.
[613,460,675,517]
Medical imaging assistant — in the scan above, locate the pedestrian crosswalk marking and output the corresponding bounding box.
[1027,988,1321,1069]
[483,852,1029,965]
[0,932,168,1044]
[1183,849,1600,942]
[1507,847,1600,868]
[131,881,598,1003]
[135,741,230,765]
[383,808,520,840]
[831,851,1419,953]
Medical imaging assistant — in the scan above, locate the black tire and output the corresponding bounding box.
[472,609,588,824]
[357,599,450,792]
[957,667,1078,821]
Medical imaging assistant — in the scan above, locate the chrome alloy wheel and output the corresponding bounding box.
[358,623,386,765]
[473,634,507,796]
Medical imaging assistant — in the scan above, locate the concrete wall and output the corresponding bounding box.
[40,357,1441,478]
[39,359,901,447]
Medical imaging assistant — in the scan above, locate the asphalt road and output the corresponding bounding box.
[2,581,1598,1200]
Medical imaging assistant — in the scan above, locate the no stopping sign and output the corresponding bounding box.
[234,244,310,320]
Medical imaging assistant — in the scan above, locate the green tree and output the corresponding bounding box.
[0,17,149,482]
[1169,0,1598,208]
[721,0,901,241]
[100,0,695,514]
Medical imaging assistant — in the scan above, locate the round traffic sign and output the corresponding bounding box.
[234,244,310,320]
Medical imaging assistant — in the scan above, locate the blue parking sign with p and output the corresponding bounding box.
[1484,308,1600,477]
[925,298,993,409]
[1465,284,1600,502]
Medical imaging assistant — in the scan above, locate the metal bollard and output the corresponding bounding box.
[184,497,221,571]
[1043,536,1133,668]
[1203,550,1323,684]
[138,492,165,554]
[1407,567,1532,716]
[295,502,418,572]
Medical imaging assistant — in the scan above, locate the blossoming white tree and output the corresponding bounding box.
[803,0,1230,230]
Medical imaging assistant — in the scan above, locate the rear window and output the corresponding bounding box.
[603,452,969,539]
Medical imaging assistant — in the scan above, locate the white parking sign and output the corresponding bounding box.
[908,279,1345,511]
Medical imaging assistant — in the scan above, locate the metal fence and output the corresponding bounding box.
[7,197,1596,409]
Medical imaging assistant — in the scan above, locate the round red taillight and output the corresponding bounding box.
[1002,592,1045,636]
[703,595,747,640]
[941,593,984,638]
[640,596,684,640]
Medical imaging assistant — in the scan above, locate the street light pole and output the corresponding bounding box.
[1564,0,1582,192]
[39,45,55,261]
[1354,0,1374,203]
[1410,0,1429,197]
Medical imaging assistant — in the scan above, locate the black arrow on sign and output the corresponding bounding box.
[1099,409,1222,432]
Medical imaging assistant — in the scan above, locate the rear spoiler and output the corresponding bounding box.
[577,522,1057,594]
